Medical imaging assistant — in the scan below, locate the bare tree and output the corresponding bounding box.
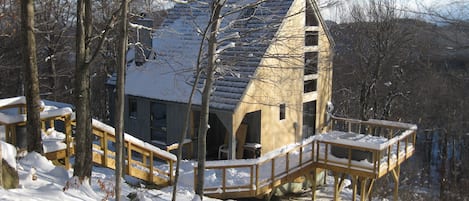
[332,0,416,120]
[73,0,121,182]
[21,0,43,153]
[114,0,129,199]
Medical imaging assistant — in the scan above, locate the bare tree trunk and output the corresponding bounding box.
[0,143,3,187]
[73,0,93,181]
[114,0,128,200]
[49,54,57,101]
[21,0,43,154]
[171,18,210,200]
[195,1,224,199]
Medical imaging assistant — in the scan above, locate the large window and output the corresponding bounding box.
[303,101,316,136]
[129,98,137,119]
[306,1,318,26]
[150,103,167,143]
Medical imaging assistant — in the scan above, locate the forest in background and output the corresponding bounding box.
[328,3,469,198]
[1,0,468,200]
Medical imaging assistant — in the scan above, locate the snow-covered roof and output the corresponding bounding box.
[124,0,295,111]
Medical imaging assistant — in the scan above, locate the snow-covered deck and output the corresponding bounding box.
[199,116,417,200]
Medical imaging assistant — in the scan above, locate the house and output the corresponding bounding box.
[107,0,334,160]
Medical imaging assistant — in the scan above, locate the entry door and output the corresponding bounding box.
[150,102,167,144]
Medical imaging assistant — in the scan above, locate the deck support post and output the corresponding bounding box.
[359,177,367,201]
[392,165,400,201]
[333,172,346,201]
[333,172,340,201]
[310,168,317,201]
[351,175,358,201]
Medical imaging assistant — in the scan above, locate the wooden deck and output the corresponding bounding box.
[0,97,417,200]
[196,116,417,201]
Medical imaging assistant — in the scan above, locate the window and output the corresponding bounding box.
[303,101,316,136]
[304,79,317,93]
[279,104,286,120]
[150,103,167,143]
[305,1,318,26]
[305,31,319,46]
[129,98,137,119]
[305,52,318,75]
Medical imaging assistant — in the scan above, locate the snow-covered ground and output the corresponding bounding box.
[0,147,368,201]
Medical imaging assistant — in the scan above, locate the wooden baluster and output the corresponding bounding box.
[64,115,72,169]
[149,152,154,183]
[255,164,260,194]
[222,167,226,194]
[103,132,108,167]
[127,141,132,174]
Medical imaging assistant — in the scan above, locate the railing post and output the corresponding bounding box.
[103,131,108,167]
[127,141,132,174]
[169,159,174,185]
[64,114,72,169]
[250,165,254,191]
[255,164,260,194]
[149,152,154,183]
[299,146,303,166]
[271,158,275,187]
[222,167,226,194]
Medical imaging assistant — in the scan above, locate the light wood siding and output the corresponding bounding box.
[316,17,333,134]
[233,0,305,154]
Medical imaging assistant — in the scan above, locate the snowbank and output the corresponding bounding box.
[1,140,17,169]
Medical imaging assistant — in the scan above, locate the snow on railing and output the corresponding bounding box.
[196,136,317,197]
[90,119,177,185]
[315,116,417,178]
[198,116,417,198]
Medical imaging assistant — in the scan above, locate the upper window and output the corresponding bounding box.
[280,104,286,120]
[129,98,137,119]
[305,52,318,75]
[305,31,319,46]
[306,1,319,26]
[304,79,317,93]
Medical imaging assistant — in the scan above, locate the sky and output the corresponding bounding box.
[320,0,469,22]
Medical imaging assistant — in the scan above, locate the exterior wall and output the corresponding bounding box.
[125,95,151,142]
[123,95,189,147]
[233,0,305,154]
[315,16,334,134]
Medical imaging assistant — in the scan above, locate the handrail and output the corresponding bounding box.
[197,138,316,196]
[199,116,417,198]
[87,119,177,185]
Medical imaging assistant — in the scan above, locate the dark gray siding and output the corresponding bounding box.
[123,95,189,147]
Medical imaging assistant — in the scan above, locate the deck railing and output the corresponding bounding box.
[196,138,316,199]
[88,120,177,186]
[315,116,417,178]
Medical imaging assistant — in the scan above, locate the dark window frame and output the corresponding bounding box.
[304,79,317,93]
[306,1,319,26]
[280,103,286,120]
[129,98,137,119]
[150,102,167,143]
[305,52,318,75]
[305,31,319,46]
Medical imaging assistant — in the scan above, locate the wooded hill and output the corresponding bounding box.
[329,18,469,134]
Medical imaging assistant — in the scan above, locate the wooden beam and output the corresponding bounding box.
[351,175,358,201]
[392,165,400,201]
